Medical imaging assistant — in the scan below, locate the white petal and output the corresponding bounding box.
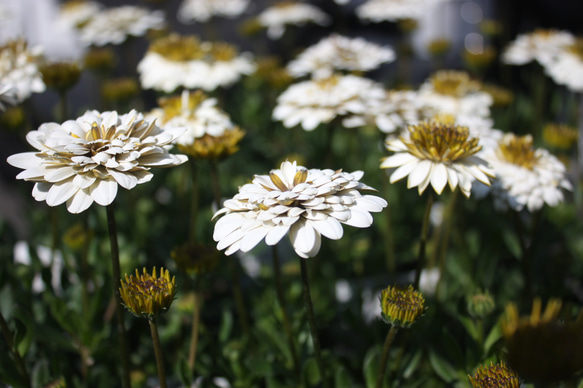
[239,226,269,252]
[289,220,319,258]
[46,181,79,206]
[311,218,343,240]
[344,208,373,228]
[45,166,77,183]
[108,169,138,190]
[66,189,94,213]
[430,163,448,194]
[354,195,388,212]
[217,228,245,251]
[388,161,417,183]
[265,224,291,246]
[407,160,432,189]
[214,213,246,241]
[90,179,118,206]
[7,152,43,169]
[32,182,51,201]
[381,153,417,169]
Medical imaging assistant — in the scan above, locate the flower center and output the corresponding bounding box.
[496,134,540,170]
[568,38,583,61]
[315,74,340,89]
[159,90,208,121]
[150,34,205,62]
[430,70,479,97]
[208,42,237,61]
[403,121,482,162]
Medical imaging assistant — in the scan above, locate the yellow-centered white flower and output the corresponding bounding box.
[213,161,387,258]
[178,0,249,23]
[7,110,187,214]
[257,1,330,40]
[357,0,446,23]
[381,120,494,197]
[502,29,575,66]
[0,38,45,102]
[477,134,572,212]
[57,0,103,30]
[544,38,583,92]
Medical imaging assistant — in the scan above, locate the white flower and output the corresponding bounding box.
[57,0,103,30]
[148,90,237,145]
[79,5,166,46]
[477,133,572,212]
[417,70,493,122]
[0,38,46,102]
[138,35,255,92]
[273,74,388,131]
[258,2,330,40]
[356,0,446,23]
[213,160,387,258]
[178,0,249,23]
[0,83,17,111]
[544,39,583,92]
[287,33,396,79]
[14,241,65,294]
[502,29,575,66]
[381,120,494,197]
[7,110,187,214]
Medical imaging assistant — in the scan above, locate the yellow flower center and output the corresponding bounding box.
[158,90,208,122]
[542,123,578,150]
[209,42,238,61]
[380,285,425,328]
[568,38,583,61]
[403,121,482,163]
[315,74,341,89]
[120,267,176,318]
[469,362,520,388]
[496,134,539,170]
[149,34,204,62]
[430,70,480,97]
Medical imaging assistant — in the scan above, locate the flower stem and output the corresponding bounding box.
[189,158,199,242]
[209,160,222,209]
[187,279,202,373]
[0,311,30,387]
[149,317,168,388]
[414,191,434,289]
[106,205,131,388]
[300,257,329,388]
[380,169,396,274]
[434,190,459,299]
[272,246,301,380]
[375,326,399,388]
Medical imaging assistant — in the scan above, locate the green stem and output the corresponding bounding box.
[375,326,399,388]
[300,258,329,388]
[209,160,222,208]
[189,158,199,242]
[187,280,202,373]
[511,211,533,300]
[149,317,168,388]
[414,191,434,289]
[106,205,131,388]
[380,168,396,274]
[434,190,459,299]
[0,311,30,387]
[230,259,252,338]
[272,246,301,380]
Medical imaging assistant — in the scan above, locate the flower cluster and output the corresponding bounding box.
[357,0,447,23]
[178,0,250,23]
[213,160,387,258]
[502,29,575,66]
[120,267,176,319]
[6,110,187,213]
[257,1,330,40]
[0,38,45,102]
[379,285,426,328]
[138,34,255,92]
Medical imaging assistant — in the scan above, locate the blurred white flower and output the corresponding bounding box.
[7,110,187,214]
[381,120,494,197]
[502,29,575,66]
[80,5,165,46]
[0,38,45,102]
[192,376,231,388]
[178,0,249,23]
[213,160,387,258]
[419,267,440,296]
[477,133,572,212]
[335,279,353,303]
[544,38,583,92]
[273,74,387,131]
[57,0,103,30]
[287,33,396,79]
[417,70,493,122]
[258,1,330,40]
[138,34,255,92]
[0,83,17,111]
[14,241,64,295]
[357,0,446,23]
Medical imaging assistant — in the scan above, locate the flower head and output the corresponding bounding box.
[502,299,583,384]
[478,133,572,212]
[213,160,387,258]
[381,120,494,197]
[542,123,578,150]
[273,74,388,131]
[178,0,249,23]
[257,1,330,40]
[0,38,46,102]
[357,0,447,23]
[379,285,425,328]
[120,267,176,319]
[502,29,575,66]
[57,0,103,30]
[544,38,583,92]
[287,33,396,79]
[39,61,82,92]
[79,5,166,46]
[468,361,520,388]
[7,110,187,213]
[466,291,495,319]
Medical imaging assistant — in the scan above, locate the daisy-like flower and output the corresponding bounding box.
[380,285,426,328]
[469,361,520,388]
[381,120,495,197]
[417,70,493,121]
[212,160,387,258]
[0,38,46,102]
[544,38,583,92]
[257,1,330,40]
[178,0,250,23]
[57,0,103,30]
[502,29,575,66]
[138,34,255,92]
[356,0,446,23]
[287,33,396,79]
[148,90,245,159]
[120,267,176,319]
[6,110,188,214]
[273,73,388,131]
[79,5,165,47]
[477,133,571,212]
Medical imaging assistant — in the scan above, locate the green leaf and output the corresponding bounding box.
[363,346,381,388]
[458,316,479,342]
[403,350,423,379]
[219,309,233,342]
[334,365,354,388]
[428,349,457,383]
[177,356,192,387]
[245,357,273,377]
[483,323,502,356]
[502,229,521,259]
[303,357,321,386]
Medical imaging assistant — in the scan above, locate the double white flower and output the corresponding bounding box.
[213,161,387,258]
